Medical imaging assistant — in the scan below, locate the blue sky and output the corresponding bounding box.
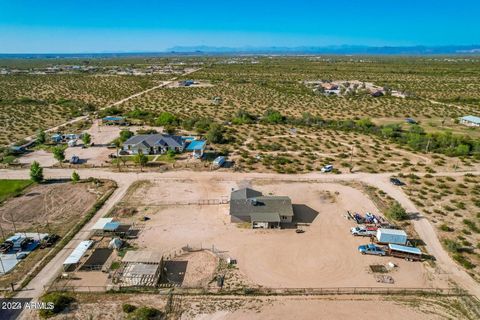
[0,0,479,53]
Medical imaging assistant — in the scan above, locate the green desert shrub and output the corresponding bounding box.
[39,293,74,318]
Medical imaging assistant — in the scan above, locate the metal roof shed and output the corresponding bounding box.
[63,240,93,266]
[103,222,121,232]
[91,218,113,230]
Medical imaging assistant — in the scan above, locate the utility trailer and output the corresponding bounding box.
[387,244,422,261]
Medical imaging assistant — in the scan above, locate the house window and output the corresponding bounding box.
[281,216,288,220]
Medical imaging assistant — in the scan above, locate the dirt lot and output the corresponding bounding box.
[17,149,56,167]
[0,179,114,288]
[34,293,477,320]
[0,180,113,236]
[118,179,448,289]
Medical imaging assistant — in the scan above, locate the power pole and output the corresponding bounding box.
[349,145,355,173]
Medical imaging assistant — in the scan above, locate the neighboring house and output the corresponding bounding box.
[51,134,63,143]
[229,188,294,229]
[123,134,186,155]
[102,116,126,125]
[459,115,480,127]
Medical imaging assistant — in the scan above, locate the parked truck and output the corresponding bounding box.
[387,243,422,261]
[376,228,407,245]
[358,244,386,256]
[351,226,376,237]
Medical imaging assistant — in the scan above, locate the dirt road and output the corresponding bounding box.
[1,167,478,319]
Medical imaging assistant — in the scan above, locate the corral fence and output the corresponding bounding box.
[117,198,229,207]
[43,285,470,298]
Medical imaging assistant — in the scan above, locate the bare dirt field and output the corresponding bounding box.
[17,149,56,167]
[35,293,477,320]
[0,179,114,288]
[118,179,449,289]
[182,296,440,320]
[0,181,106,235]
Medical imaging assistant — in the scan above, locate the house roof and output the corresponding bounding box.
[460,115,480,124]
[231,188,263,200]
[250,212,281,223]
[124,134,184,149]
[230,188,294,218]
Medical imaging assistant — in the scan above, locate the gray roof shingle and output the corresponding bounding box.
[123,134,184,149]
[229,188,294,219]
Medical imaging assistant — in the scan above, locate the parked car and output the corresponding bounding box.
[321,164,333,173]
[390,177,404,186]
[40,234,60,249]
[358,244,386,256]
[0,241,13,253]
[351,226,376,237]
[16,252,28,260]
[70,155,80,164]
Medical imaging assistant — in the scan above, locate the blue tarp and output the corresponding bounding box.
[186,140,206,151]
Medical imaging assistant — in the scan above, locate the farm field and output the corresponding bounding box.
[112,179,448,289]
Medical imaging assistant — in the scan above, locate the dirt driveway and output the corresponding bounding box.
[122,179,448,289]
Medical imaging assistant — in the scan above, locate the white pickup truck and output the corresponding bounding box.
[351,226,377,237]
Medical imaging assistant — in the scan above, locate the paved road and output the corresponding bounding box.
[2,167,480,310]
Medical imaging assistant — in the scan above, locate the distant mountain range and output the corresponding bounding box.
[2,45,480,58]
[166,45,480,55]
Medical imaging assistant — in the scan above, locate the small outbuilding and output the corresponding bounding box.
[185,140,206,158]
[459,115,480,127]
[63,240,93,271]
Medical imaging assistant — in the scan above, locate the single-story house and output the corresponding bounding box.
[123,134,186,155]
[185,140,206,158]
[459,115,480,127]
[229,188,294,229]
[102,116,126,125]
